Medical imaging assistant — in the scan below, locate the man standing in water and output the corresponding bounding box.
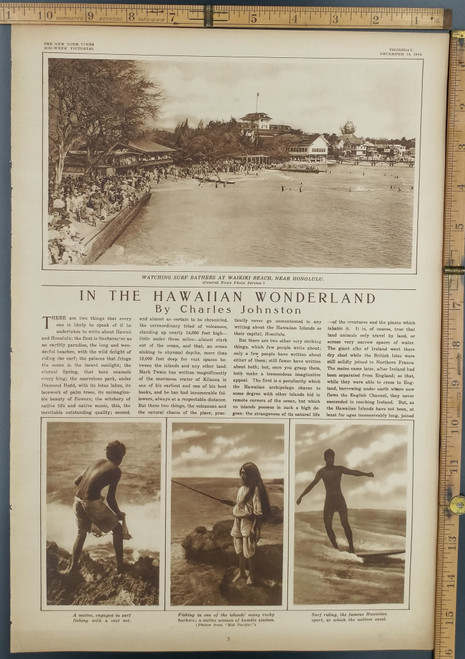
[67,440,128,574]
[296,448,374,553]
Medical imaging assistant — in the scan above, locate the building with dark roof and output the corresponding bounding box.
[239,112,273,131]
[64,140,175,176]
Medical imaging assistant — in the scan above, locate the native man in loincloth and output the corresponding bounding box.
[67,440,131,574]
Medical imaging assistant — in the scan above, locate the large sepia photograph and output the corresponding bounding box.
[169,421,285,607]
[47,55,419,269]
[45,420,162,607]
[293,422,410,606]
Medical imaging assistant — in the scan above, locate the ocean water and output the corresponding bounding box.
[170,477,284,606]
[46,422,161,561]
[294,509,406,605]
[97,165,414,268]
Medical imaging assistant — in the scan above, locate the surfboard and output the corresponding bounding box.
[356,549,405,559]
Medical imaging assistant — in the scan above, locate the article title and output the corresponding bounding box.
[77,288,376,316]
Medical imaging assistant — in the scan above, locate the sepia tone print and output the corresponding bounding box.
[45,421,162,606]
[170,421,285,606]
[293,422,409,606]
[47,56,419,269]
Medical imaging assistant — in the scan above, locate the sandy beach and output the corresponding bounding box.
[96,164,415,269]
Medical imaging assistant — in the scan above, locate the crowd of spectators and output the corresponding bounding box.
[168,159,266,182]
[48,171,151,264]
[47,159,267,264]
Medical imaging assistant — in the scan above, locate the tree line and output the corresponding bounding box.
[49,59,163,188]
[150,118,313,165]
[48,60,415,190]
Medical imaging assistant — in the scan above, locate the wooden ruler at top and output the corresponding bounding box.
[435,30,465,659]
[212,5,450,29]
[0,3,452,29]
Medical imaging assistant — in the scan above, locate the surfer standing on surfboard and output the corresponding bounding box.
[296,448,374,554]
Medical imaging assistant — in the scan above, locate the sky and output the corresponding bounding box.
[47,420,162,498]
[294,423,409,511]
[138,56,421,139]
[171,422,284,479]
[46,421,162,553]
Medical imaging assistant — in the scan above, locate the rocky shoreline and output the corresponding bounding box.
[180,508,283,606]
[47,506,283,607]
[46,541,159,606]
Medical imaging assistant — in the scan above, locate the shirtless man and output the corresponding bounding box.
[67,440,127,574]
[296,448,374,553]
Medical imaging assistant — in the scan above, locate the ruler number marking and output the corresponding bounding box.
[0,5,449,28]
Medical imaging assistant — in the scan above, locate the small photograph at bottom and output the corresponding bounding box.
[293,422,409,606]
[45,421,161,606]
[170,421,285,607]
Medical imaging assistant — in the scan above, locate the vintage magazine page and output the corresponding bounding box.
[10,25,448,652]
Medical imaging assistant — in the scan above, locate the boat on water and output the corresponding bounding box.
[193,176,236,184]
[280,166,322,174]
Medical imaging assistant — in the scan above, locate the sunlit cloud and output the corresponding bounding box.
[171,422,285,478]
[346,434,406,468]
[213,435,236,448]
[295,470,315,484]
[172,429,206,441]
[177,444,210,461]
[225,446,253,459]
[351,471,405,498]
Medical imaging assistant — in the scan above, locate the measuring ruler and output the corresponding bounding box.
[0,3,451,29]
[436,31,465,659]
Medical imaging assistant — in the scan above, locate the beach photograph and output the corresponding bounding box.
[47,55,420,269]
[45,420,162,606]
[293,422,410,606]
[169,421,285,607]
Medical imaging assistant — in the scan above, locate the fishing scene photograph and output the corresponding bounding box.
[47,55,419,269]
[169,422,285,607]
[45,421,162,606]
[293,422,409,606]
